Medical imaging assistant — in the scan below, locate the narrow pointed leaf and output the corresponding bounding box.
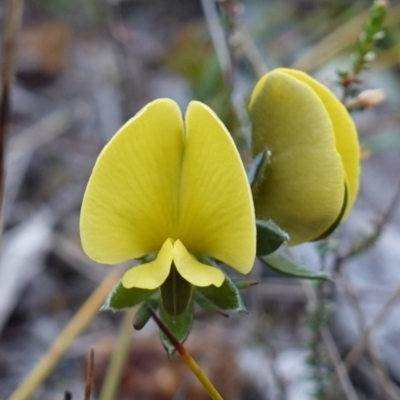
[256,219,289,256]
[101,280,157,311]
[194,291,229,316]
[248,148,270,190]
[160,300,194,357]
[259,252,332,281]
[196,274,246,312]
[231,279,259,290]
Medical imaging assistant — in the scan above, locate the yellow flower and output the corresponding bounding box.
[80,99,256,290]
[250,68,360,245]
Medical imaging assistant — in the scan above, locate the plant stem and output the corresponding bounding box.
[148,307,224,400]
[9,269,123,400]
[99,308,136,400]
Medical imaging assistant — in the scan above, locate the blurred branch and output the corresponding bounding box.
[200,0,266,151]
[292,4,400,73]
[9,269,123,400]
[341,271,400,400]
[344,282,400,372]
[217,0,267,78]
[104,1,143,119]
[84,349,95,400]
[0,0,25,238]
[303,281,360,400]
[338,0,388,104]
[235,22,267,78]
[99,308,136,400]
[200,0,233,82]
[335,178,400,269]
[320,328,360,400]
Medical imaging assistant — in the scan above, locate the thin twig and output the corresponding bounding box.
[200,0,233,81]
[338,0,388,104]
[340,271,400,400]
[201,0,255,150]
[320,327,360,400]
[99,308,136,400]
[344,282,400,372]
[235,22,267,78]
[292,5,400,72]
[84,349,95,400]
[302,281,360,400]
[0,0,25,240]
[336,178,400,269]
[9,269,123,400]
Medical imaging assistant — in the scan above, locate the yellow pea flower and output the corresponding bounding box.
[250,68,360,245]
[80,99,256,290]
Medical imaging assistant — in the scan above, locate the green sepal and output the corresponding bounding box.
[248,148,270,191]
[256,219,289,256]
[101,280,157,311]
[160,264,193,316]
[132,295,159,330]
[196,274,247,313]
[160,300,194,358]
[259,251,333,281]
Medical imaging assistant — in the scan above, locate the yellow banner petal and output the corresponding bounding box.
[278,68,360,218]
[250,71,345,245]
[122,239,174,289]
[173,240,225,287]
[177,101,256,274]
[80,99,184,263]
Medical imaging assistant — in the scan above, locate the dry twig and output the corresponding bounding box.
[0,0,25,237]
[84,349,95,400]
[200,0,233,82]
[344,282,400,372]
[336,178,400,269]
[340,271,400,400]
[9,269,123,400]
[303,281,360,400]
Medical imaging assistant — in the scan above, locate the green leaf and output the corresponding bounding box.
[101,280,157,311]
[196,274,246,312]
[248,148,270,190]
[160,265,193,316]
[259,251,333,281]
[160,300,194,358]
[194,291,229,316]
[256,219,289,256]
[132,296,159,330]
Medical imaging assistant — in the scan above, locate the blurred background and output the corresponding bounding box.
[1,0,400,399]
